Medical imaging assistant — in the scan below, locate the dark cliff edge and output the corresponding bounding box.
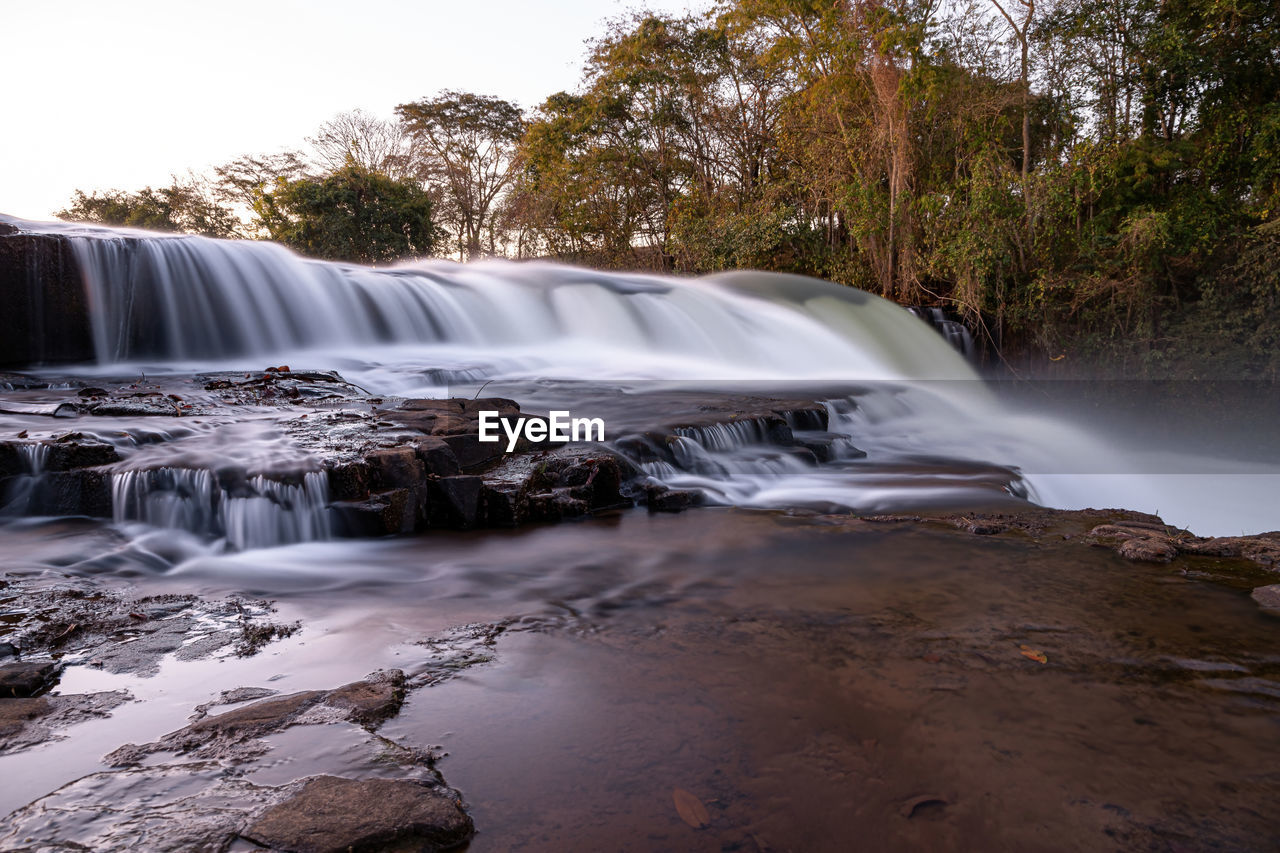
[0,221,94,367]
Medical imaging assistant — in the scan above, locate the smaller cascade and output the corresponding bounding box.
[112,468,330,550]
[1,443,51,515]
[908,307,976,361]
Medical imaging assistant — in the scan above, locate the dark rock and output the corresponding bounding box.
[326,460,372,501]
[648,487,701,513]
[429,476,484,529]
[414,436,461,476]
[322,669,405,727]
[187,690,326,739]
[366,447,424,491]
[481,481,526,527]
[45,436,120,470]
[0,643,17,660]
[0,231,95,367]
[34,469,113,517]
[243,775,474,853]
[440,433,505,471]
[0,661,58,697]
[330,489,413,537]
[527,490,589,521]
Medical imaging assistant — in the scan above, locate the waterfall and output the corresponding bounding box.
[1,443,51,516]
[908,306,976,361]
[0,217,974,382]
[112,468,330,550]
[3,215,1273,536]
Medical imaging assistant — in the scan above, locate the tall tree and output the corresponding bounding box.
[396,92,524,258]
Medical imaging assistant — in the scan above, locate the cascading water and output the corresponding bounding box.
[2,214,1275,535]
[112,468,329,551]
[0,443,50,516]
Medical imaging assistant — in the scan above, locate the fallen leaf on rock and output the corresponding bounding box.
[673,788,710,828]
[1019,644,1048,664]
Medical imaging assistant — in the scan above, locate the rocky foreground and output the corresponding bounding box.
[2,369,1279,850]
[0,500,1277,850]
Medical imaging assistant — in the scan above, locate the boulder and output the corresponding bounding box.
[243,775,474,853]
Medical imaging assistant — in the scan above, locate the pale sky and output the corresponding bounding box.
[1,0,705,221]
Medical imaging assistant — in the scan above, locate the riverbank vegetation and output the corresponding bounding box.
[55,0,1279,375]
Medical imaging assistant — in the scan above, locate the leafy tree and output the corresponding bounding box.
[254,164,437,264]
[396,92,525,258]
[56,174,239,238]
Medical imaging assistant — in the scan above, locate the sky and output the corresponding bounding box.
[1,0,705,221]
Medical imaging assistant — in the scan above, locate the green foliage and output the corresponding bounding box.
[56,177,238,238]
[55,0,1279,370]
[254,165,437,265]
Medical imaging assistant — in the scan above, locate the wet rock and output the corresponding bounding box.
[32,468,113,517]
[1087,522,1280,569]
[192,687,281,721]
[243,775,474,853]
[108,672,410,766]
[1250,584,1280,611]
[0,660,58,697]
[429,475,485,529]
[367,446,425,491]
[0,697,51,738]
[793,432,854,462]
[45,435,120,470]
[0,230,94,367]
[89,397,181,417]
[414,435,461,476]
[187,690,328,739]
[0,642,17,660]
[321,669,406,726]
[1181,532,1280,569]
[481,481,526,526]
[326,460,372,501]
[441,432,505,470]
[331,488,413,536]
[0,764,297,851]
[0,691,130,754]
[1088,524,1180,563]
[647,486,702,513]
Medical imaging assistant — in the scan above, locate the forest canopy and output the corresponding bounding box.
[56,0,1280,373]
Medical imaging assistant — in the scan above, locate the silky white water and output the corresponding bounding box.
[4,215,1276,536]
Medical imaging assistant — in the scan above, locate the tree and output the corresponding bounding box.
[396,92,524,258]
[308,109,418,180]
[254,164,437,264]
[56,174,239,238]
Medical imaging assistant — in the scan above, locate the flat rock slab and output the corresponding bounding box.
[0,691,131,754]
[244,775,473,853]
[0,661,58,697]
[1251,584,1280,610]
[107,670,406,766]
